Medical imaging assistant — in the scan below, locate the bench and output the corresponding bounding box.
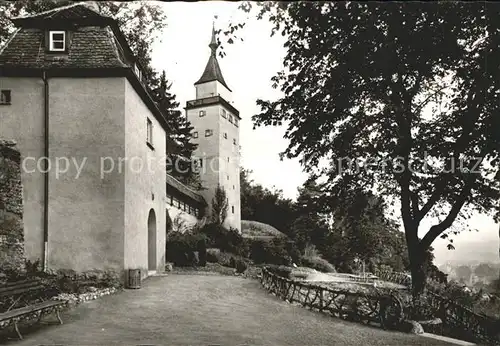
[0,278,68,340]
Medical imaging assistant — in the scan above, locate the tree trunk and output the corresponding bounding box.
[409,254,426,298]
[406,238,427,299]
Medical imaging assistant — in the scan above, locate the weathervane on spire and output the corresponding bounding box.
[209,15,219,55]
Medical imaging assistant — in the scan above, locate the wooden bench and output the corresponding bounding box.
[0,278,68,340]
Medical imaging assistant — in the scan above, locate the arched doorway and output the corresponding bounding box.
[148,209,157,271]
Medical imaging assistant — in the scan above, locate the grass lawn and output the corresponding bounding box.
[2,275,456,345]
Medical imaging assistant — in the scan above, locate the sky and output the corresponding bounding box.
[149,1,499,266]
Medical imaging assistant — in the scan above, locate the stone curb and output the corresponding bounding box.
[420,332,476,346]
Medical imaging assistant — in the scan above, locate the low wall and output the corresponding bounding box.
[0,140,25,275]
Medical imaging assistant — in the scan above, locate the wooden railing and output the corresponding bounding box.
[415,290,500,345]
[260,267,404,330]
[375,270,500,345]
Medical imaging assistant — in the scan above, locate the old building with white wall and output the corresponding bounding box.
[0,2,239,281]
[0,3,170,281]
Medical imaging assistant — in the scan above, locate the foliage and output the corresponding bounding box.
[265,264,293,279]
[245,1,500,296]
[234,258,248,273]
[166,232,207,267]
[205,248,248,273]
[152,71,200,188]
[240,168,295,235]
[206,248,221,263]
[249,238,292,266]
[199,223,247,256]
[171,213,190,234]
[17,259,122,293]
[301,256,336,273]
[211,185,228,226]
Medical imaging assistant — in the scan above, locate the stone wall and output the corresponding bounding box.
[0,139,25,275]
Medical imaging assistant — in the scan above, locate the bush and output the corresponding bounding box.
[266,264,293,278]
[249,238,292,266]
[167,232,207,267]
[199,223,248,257]
[301,256,336,273]
[235,259,248,273]
[206,248,221,263]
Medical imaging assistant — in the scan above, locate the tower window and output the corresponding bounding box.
[232,206,235,214]
[0,90,11,105]
[223,132,227,139]
[229,115,233,124]
[205,129,213,137]
[227,175,229,180]
[49,31,66,51]
[147,118,153,147]
[221,109,227,118]
[193,131,198,138]
[234,118,239,127]
[227,157,229,162]
[233,138,236,145]
[199,110,206,117]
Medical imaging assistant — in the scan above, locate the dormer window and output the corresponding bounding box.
[133,63,143,81]
[49,31,66,52]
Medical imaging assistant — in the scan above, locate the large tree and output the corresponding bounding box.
[247,2,500,296]
[239,168,295,234]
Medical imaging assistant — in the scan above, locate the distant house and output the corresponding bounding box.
[0,2,215,282]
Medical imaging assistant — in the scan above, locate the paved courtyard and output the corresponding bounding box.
[3,274,455,345]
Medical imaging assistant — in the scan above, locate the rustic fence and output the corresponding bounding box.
[375,270,500,345]
[260,267,405,330]
[414,290,500,345]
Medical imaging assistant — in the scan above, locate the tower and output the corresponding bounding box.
[186,24,241,231]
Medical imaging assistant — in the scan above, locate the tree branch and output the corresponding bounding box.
[420,156,484,251]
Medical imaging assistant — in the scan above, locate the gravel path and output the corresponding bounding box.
[2,275,455,345]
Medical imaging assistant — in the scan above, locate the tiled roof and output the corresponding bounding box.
[194,25,231,91]
[0,26,127,69]
[0,2,172,134]
[166,174,206,206]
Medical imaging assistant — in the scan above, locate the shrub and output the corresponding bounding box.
[301,256,336,273]
[266,264,293,278]
[249,238,292,266]
[167,232,207,267]
[199,223,249,257]
[206,248,221,263]
[303,243,320,258]
[235,259,248,273]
